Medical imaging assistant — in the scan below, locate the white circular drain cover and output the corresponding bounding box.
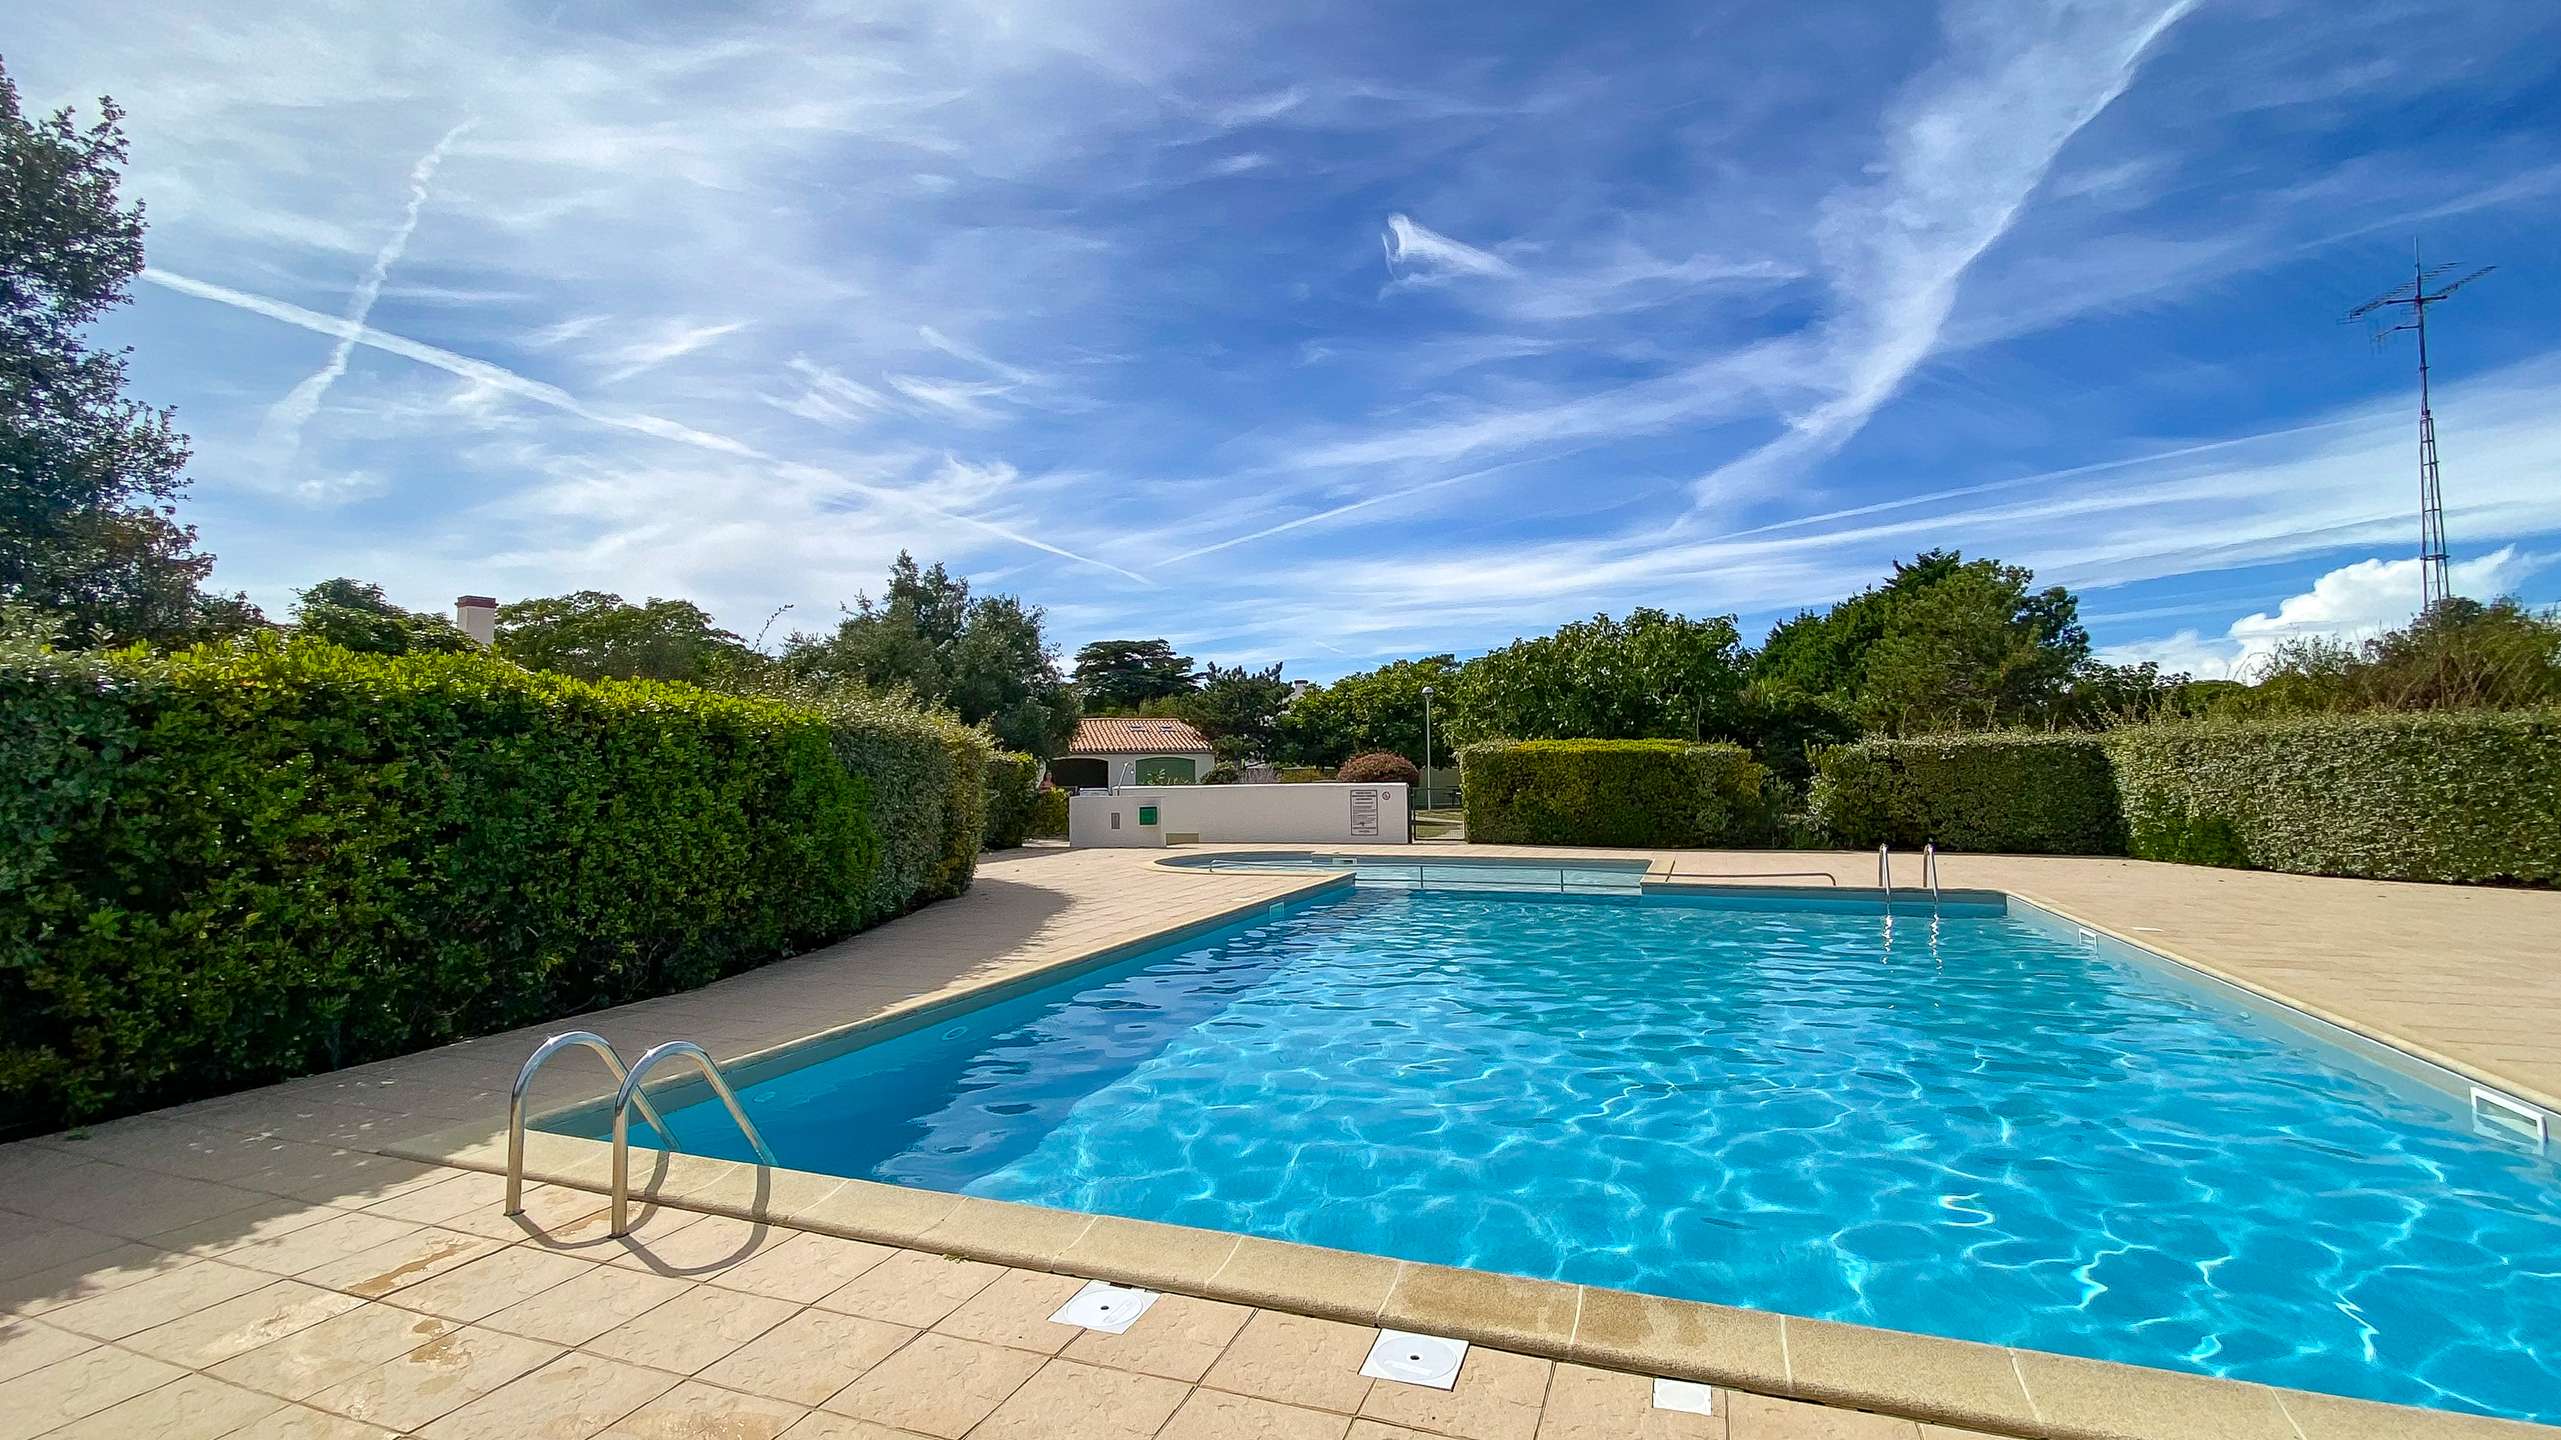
[1651,1378,1715,1414]
[1048,1280,1158,1335]
[1360,1329,1467,1390]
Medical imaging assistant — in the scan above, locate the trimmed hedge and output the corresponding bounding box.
[2109,711,2561,884]
[1809,734,2121,854]
[1462,739,1767,847]
[982,752,1039,850]
[1028,786,1069,838]
[1,636,983,1129]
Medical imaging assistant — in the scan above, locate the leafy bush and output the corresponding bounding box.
[1028,786,1069,838]
[2109,711,2561,883]
[1202,761,1241,785]
[0,635,982,1129]
[1809,734,2120,854]
[1275,766,1332,783]
[1461,739,1767,847]
[982,752,1040,849]
[1336,751,1420,786]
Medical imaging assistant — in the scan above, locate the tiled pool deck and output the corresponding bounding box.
[4,845,2556,1439]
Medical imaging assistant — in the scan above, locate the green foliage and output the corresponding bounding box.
[1277,655,1458,767]
[1461,739,1768,848]
[1455,609,1749,746]
[0,65,248,646]
[1274,765,1331,783]
[0,636,987,1128]
[1027,786,1069,838]
[2108,712,2561,884]
[1202,761,1242,785]
[1175,661,1292,761]
[1808,735,2122,854]
[496,590,758,683]
[291,578,473,657]
[1336,751,1420,786]
[1073,638,1197,711]
[784,552,1077,756]
[982,752,1039,850]
[2219,598,2561,718]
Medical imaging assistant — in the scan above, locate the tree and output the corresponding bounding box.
[1275,655,1460,767]
[1455,609,1750,744]
[783,551,1078,755]
[1073,638,1197,711]
[1175,661,1291,761]
[496,591,757,683]
[2224,597,2561,716]
[290,578,472,657]
[0,63,248,645]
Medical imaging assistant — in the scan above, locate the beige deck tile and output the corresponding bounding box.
[1213,1238,1406,1325]
[709,1230,899,1303]
[413,1350,682,1440]
[931,1266,1088,1353]
[0,1319,96,1387]
[121,1277,366,1367]
[606,1211,790,1278]
[915,1196,1096,1268]
[1357,1344,1551,1440]
[32,1168,270,1241]
[1201,1310,1379,1415]
[1537,1362,1727,1438]
[40,1256,273,1340]
[2010,1351,2298,1440]
[1346,1423,1436,1439]
[801,1178,962,1248]
[1779,1319,2037,1432]
[1722,1391,1920,1438]
[582,1281,800,1373]
[820,1331,1047,1438]
[1062,1291,1253,1383]
[778,1412,940,1438]
[225,1211,427,1277]
[357,1168,507,1226]
[1380,1264,1581,1354]
[210,1302,460,1399]
[1058,1215,1243,1294]
[969,1356,1192,1440]
[0,1344,189,1440]
[698,1306,915,1404]
[1915,1425,2009,1440]
[38,1370,283,1440]
[303,1323,561,1429]
[479,1261,694,1346]
[147,1196,353,1263]
[432,1184,611,1243]
[2,1241,192,1318]
[1162,1387,1355,1440]
[222,1403,404,1439]
[379,1243,595,1322]
[294,1226,508,1298]
[815,1249,1004,1328]
[0,1215,126,1285]
[1569,1288,1790,1394]
[598,1377,811,1439]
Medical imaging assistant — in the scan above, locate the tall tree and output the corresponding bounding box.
[496,591,757,683]
[1275,655,1460,768]
[784,551,1078,755]
[1456,609,1751,744]
[291,578,472,657]
[0,63,248,644]
[1073,638,1198,711]
[1175,661,1292,761]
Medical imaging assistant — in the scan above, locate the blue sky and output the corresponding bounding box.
[14,0,2561,681]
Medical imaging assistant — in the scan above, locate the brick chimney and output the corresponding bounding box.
[454,595,498,646]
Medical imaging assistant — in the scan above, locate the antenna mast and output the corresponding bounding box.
[2346,243,2494,613]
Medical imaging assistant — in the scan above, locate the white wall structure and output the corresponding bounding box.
[454,595,498,646]
[1070,783,1410,847]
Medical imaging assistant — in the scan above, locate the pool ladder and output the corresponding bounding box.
[1876,843,1942,903]
[503,1032,776,1236]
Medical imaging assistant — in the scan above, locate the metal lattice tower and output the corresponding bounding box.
[2346,243,2494,613]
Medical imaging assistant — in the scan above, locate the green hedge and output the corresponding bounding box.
[1,636,983,1129]
[1028,786,1069,838]
[1461,739,1767,847]
[2109,711,2561,883]
[1809,734,2120,854]
[982,752,1039,850]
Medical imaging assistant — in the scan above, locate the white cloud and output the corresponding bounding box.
[1382,213,1519,282]
[593,319,748,384]
[2104,546,2550,679]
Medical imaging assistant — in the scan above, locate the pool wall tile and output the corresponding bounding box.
[1565,1288,1790,1396]
[1378,1264,1581,1356]
[1057,1217,1242,1294]
[1780,1316,2042,1433]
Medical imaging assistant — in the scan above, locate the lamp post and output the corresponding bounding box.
[1421,686,1435,811]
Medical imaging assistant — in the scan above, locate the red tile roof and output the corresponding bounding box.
[1067,717,1215,754]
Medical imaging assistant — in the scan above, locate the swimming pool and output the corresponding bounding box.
[560,886,2561,1421]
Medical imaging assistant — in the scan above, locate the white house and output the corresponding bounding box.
[1049,717,1217,788]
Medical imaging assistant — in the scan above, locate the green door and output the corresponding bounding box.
[1134,756,1197,785]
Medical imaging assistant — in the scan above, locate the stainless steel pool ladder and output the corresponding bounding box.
[1877,844,1891,900]
[1922,842,1940,901]
[504,1031,676,1216]
[609,1041,775,1236]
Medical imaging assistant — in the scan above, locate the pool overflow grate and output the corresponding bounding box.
[2471,1086,2550,1150]
[1048,1280,1160,1334]
[1361,1330,1468,1389]
[1651,1379,1715,1414]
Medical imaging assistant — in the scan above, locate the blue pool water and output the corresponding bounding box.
[576,887,2561,1420]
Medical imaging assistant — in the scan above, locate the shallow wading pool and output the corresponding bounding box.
[555,885,2561,1421]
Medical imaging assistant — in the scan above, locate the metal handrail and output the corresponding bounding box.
[1922,842,1940,901]
[1877,843,1892,901]
[506,1031,676,1216]
[610,1041,775,1236]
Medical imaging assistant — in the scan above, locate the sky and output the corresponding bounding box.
[13,0,2561,682]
